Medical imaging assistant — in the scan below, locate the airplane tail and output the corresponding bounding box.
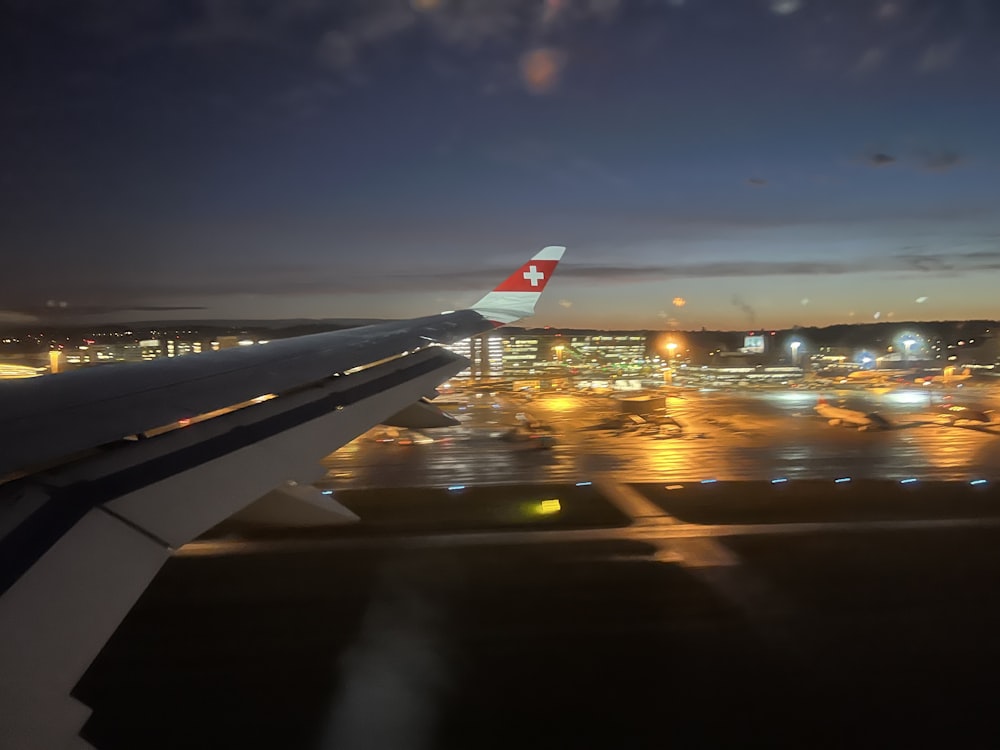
[471,246,565,325]
[817,396,828,405]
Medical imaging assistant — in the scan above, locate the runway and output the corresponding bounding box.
[79,472,1000,748]
[74,384,1000,748]
[79,517,1000,749]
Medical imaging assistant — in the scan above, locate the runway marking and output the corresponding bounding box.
[593,477,673,522]
[177,515,1000,558]
[667,537,740,568]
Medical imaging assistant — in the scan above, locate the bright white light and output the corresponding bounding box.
[970,479,988,486]
[575,481,592,486]
[700,479,718,484]
[835,477,851,483]
[771,478,788,484]
[900,478,918,484]
[886,390,933,405]
[448,485,466,491]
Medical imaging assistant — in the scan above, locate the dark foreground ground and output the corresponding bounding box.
[77,482,1000,749]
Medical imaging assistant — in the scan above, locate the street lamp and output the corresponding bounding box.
[790,340,801,365]
[903,338,916,362]
[553,344,565,363]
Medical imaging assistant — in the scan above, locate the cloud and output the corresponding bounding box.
[896,249,1000,273]
[876,2,901,20]
[916,39,962,72]
[317,30,358,71]
[16,304,209,317]
[769,0,803,16]
[13,241,1000,313]
[317,5,417,71]
[746,177,767,187]
[857,145,965,173]
[852,47,886,74]
[0,310,40,324]
[587,0,622,21]
[918,149,963,172]
[867,152,896,167]
[423,4,523,48]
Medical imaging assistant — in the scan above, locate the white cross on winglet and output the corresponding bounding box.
[522,265,545,286]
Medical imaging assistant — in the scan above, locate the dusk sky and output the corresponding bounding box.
[3,0,1000,329]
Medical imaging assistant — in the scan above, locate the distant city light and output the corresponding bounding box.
[771,477,788,484]
[835,477,852,483]
[970,479,988,486]
[575,481,592,486]
[447,485,466,491]
[700,478,718,484]
[900,478,918,484]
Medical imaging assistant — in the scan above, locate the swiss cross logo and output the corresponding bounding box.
[493,258,559,292]
[522,265,545,286]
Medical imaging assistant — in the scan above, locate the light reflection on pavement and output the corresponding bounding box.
[322,385,1000,488]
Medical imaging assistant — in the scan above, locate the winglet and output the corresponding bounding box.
[471,246,565,325]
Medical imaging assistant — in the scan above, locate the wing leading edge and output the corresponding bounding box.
[0,246,565,748]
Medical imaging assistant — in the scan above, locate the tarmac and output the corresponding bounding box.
[74,385,1000,748]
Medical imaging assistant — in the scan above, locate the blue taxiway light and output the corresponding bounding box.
[448,485,466,491]
[575,481,592,486]
[834,477,852,484]
[900,478,918,484]
[771,478,788,484]
[970,479,988,486]
[700,479,718,484]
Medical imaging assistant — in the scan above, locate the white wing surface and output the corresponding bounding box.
[0,247,564,748]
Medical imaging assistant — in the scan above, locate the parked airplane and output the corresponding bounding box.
[815,397,892,431]
[934,403,993,425]
[845,368,911,384]
[0,245,565,749]
[916,366,973,385]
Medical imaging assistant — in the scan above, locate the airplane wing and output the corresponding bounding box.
[0,245,565,749]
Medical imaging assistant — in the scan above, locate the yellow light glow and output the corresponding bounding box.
[0,363,44,379]
[546,396,576,412]
[539,499,561,514]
